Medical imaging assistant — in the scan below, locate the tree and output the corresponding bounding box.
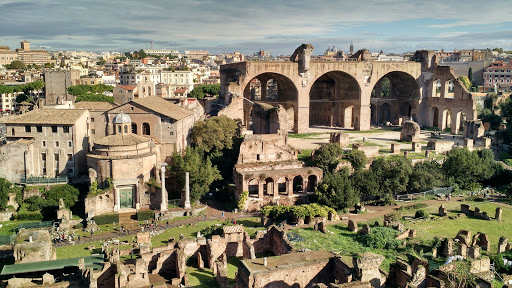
[76,94,114,103]
[500,98,512,124]
[478,108,501,130]
[191,116,240,154]
[9,60,26,70]
[316,170,359,210]
[447,260,476,288]
[345,149,367,171]
[351,169,380,201]
[408,160,446,193]
[370,156,413,196]
[189,84,220,100]
[442,148,497,189]
[458,76,471,90]
[0,178,21,211]
[468,67,473,83]
[169,147,221,203]
[314,143,343,173]
[44,184,80,209]
[139,49,147,59]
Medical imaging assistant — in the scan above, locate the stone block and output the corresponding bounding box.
[330,133,350,147]
[496,207,503,221]
[498,236,508,254]
[361,224,371,235]
[456,230,471,246]
[348,220,358,232]
[391,143,400,154]
[352,144,380,158]
[441,239,453,257]
[458,244,467,257]
[137,232,151,244]
[400,120,421,142]
[468,246,480,259]
[403,151,408,157]
[42,273,55,284]
[412,142,421,153]
[483,137,491,148]
[464,138,474,150]
[427,140,454,153]
[438,205,447,216]
[425,150,430,158]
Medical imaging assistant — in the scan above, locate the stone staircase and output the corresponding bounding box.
[118,212,138,230]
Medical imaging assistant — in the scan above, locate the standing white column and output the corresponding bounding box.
[114,186,120,212]
[184,172,191,209]
[160,163,168,212]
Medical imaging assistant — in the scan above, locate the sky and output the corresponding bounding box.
[1,0,512,55]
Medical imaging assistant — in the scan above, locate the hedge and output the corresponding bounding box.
[93,213,119,225]
[260,203,336,222]
[137,210,155,221]
[15,212,43,221]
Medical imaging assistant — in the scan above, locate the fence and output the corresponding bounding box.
[168,199,181,207]
[395,186,454,202]
[16,221,54,232]
[0,235,15,245]
[19,176,68,185]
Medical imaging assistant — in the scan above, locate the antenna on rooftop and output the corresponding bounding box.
[150,41,154,49]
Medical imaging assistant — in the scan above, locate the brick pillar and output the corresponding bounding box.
[287,180,293,196]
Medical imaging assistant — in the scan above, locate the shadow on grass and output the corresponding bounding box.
[237,218,260,227]
[188,269,219,288]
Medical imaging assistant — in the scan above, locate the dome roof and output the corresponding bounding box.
[112,112,131,124]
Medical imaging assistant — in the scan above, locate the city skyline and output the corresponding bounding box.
[1,0,512,55]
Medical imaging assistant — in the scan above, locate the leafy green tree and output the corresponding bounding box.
[370,156,413,196]
[44,184,80,209]
[500,98,512,124]
[76,94,114,103]
[0,178,21,211]
[408,160,446,193]
[191,116,240,154]
[314,143,343,173]
[139,49,147,59]
[351,169,380,202]
[316,169,359,210]
[68,84,113,97]
[169,147,222,203]
[9,60,26,70]
[478,108,502,130]
[458,76,471,90]
[447,260,476,288]
[360,227,400,249]
[443,148,497,189]
[15,94,34,104]
[468,67,473,83]
[345,149,367,171]
[189,84,220,100]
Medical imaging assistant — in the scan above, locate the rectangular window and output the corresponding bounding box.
[41,153,47,176]
[25,126,31,133]
[42,140,46,147]
[67,154,73,161]
[51,126,57,133]
[36,126,42,133]
[55,141,59,147]
[63,126,69,133]
[67,141,72,148]
[91,129,95,134]
[91,118,95,123]
[170,131,174,135]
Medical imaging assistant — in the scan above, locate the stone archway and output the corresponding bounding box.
[307,175,317,192]
[277,177,288,195]
[243,72,299,132]
[248,179,259,197]
[379,103,391,123]
[263,177,274,196]
[309,71,361,129]
[432,107,439,128]
[442,108,452,131]
[293,176,303,193]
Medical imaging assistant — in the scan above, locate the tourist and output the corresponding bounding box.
[222,211,225,218]
[90,231,93,239]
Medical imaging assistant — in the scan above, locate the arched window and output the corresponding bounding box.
[131,123,137,134]
[142,123,150,135]
[124,125,128,133]
[117,125,121,134]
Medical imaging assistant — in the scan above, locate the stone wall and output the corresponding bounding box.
[352,144,380,158]
[427,140,453,153]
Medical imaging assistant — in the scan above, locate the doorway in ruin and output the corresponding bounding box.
[432,107,439,128]
[307,175,317,192]
[442,109,452,132]
[379,103,391,123]
[371,72,420,124]
[263,178,274,196]
[248,179,259,197]
[309,71,361,129]
[244,73,298,132]
[277,177,288,195]
[293,176,303,193]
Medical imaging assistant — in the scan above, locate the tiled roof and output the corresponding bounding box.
[223,225,244,234]
[131,96,194,120]
[4,109,86,125]
[74,101,118,111]
[94,134,151,146]
[119,85,137,90]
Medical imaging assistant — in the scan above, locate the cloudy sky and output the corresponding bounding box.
[1,0,511,55]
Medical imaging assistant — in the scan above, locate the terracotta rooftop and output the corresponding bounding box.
[119,85,137,90]
[74,101,118,111]
[131,96,194,120]
[223,225,244,234]
[175,88,187,93]
[4,109,86,125]
[94,134,152,146]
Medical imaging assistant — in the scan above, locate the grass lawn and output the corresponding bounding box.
[55,234,136,259]
[151,220,222,247]
[288,133,328,139]
[237,217,266,238]
[186,256,241,288]
[0,220,42,236]
[291,223,397,271]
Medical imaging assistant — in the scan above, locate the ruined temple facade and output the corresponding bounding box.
[219,46,477,134]
[234,134,322,212]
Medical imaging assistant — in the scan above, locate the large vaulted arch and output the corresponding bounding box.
[308,71,362,129]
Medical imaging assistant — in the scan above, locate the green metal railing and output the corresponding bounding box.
[19,176,68,185]
[16,221,53,232]
[0,235,15,245]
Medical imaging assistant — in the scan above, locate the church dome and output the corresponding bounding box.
[112,112,131,124]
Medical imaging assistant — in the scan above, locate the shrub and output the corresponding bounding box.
[15,211,43,221]
[73,223,84,229]
[137,210,155,221]
[360,227,400,249]
[415,209,430,219]
[237,191,248,211]
[93,213,119,225]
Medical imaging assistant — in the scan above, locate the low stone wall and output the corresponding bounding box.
[352,144,380,158]
[0,211,13,222]
[460,204,491,220]
[160,205,207,220]
[427,140,453,153]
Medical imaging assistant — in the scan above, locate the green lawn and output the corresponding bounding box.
[291,223,397,271]
[56,235,136,259]
[186,256,241,288]
[288,133,328,139]
[0,221,41,236]
[151,220,222,247]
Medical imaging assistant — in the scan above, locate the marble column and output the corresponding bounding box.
[114,185,120,212]
[184,172,191,209]
[160,163,168,212]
